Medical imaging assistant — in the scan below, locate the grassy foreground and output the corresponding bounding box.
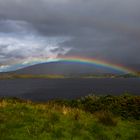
[0,95,140,140]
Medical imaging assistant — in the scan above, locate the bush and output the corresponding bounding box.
[95,111,118,126]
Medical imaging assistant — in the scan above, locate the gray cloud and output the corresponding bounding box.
[0,20,70,66]
[0,0,140,71]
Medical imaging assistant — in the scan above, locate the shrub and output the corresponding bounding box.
[95,111,118,126]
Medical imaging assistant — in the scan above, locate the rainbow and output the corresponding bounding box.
[56,56,137,75]
[2,56,137,75]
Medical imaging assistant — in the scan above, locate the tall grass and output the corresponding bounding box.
[54,94,140,120]
[0,96,139,140]
[95,110,118,126]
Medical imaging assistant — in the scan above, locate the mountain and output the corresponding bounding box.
[10,61,123,75]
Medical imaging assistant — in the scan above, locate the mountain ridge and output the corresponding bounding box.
[10,61,124,75]
[0,61,139,75]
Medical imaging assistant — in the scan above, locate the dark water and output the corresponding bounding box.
[0,78,139,101]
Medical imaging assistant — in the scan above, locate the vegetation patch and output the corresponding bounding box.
[99,112,118,127]
[0,95,139,140]
[54,94,140,120]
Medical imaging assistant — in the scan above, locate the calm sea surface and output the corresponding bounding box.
[0,78,139,101]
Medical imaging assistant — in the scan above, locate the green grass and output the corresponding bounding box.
[0,73,139,79]
[0,96,140,140]
[0,74,65,79]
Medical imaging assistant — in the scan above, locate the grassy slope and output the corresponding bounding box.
[0,73,139,79]
[0,95,140,140]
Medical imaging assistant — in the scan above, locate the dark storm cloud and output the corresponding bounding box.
[0,0,140,34]
[0,0,140,71]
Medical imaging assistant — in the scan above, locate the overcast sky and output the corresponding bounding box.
[0,0,140,72]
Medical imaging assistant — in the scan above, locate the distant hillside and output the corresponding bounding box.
[0,62,139,78]
[11,61,125,75]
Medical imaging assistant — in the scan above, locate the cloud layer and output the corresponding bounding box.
[0,0,140,71]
